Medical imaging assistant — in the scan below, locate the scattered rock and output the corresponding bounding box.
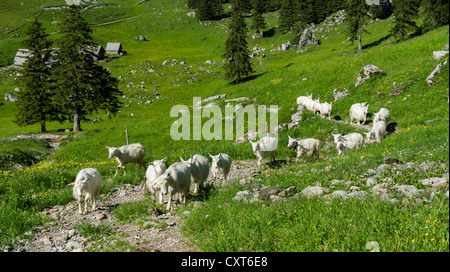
[299,184,330,199]
[419,177,448,186]
[366,177,378,187]
[333,88,350,101]
[426,59,448,86]
[355,65,383,87]
[4,93,18,102]
[331,190,348,200]
[433,50,449,60]
[395,185,419,197]
[347,190,368,199]
[298,25,319,47]
[389,86,405,97]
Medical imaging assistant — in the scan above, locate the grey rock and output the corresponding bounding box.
[389,86,405,97]
[355,65,383,87]
[333,88,350,101]
[433,50,449,60]
[298,26,319,47]
[347,191,368,199]
[300,185,330,199]
[395,185,419,197]
[331,190,348,200]
[366,177,378,187]
[258,186,283,200]
[419,177,447,186]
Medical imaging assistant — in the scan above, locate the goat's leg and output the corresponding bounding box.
[167,192,172,211]
[78,200,83,215]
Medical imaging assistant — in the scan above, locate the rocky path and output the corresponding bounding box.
[6,158,448,252]
[8,160,258,252]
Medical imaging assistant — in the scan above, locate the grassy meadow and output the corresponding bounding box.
[0,0,448,251]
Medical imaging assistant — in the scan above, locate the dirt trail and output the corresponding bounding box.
[8,160,258,252]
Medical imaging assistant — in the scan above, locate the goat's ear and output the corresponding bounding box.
[288,135,291,140]
[67,182,75,186]
[209,154,213,158]
[105,146,110,149]
[149,162,154,165]
[180,156,184,162]
[162,157,167,162]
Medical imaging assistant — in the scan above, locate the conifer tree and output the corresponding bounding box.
[251,0,267,35]
[278,0,296,32]
[390,0,421,42]
[422,0,449,32]
[52,7,122,132]
[345,0,369,52]
[15,19,60,133]
[196,0,224,20]
[224,0,254,84]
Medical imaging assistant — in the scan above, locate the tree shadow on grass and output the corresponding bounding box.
[228,71,268,85]
[362,34,391,50]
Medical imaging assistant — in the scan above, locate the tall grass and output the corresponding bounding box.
[183,188,449,252]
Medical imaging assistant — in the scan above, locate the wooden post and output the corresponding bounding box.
[125,129,129,145]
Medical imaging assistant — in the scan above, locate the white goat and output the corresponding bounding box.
[303,98,321,113]
[296,94,312,105]
[180,154,210,194]
[365,120,387,143]
[145,157,167,203]
[106,143,146,176]
[349,103,369,126]
[249,135,277,167]
[333,133,364,156]
[373,108,390,124]
[317,102,332,119]
[68,168,102,215]
[209,153,232,186]
[287,136,320,162]
[154,162,191,211]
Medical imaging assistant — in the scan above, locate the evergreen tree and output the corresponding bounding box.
[196,0,224,20]
[390,0,421,42]
[279,0,296,32]
[422,0,449,32]
[187,0,200,9]
[52,7,122,132]
[251,0,267,34]
[14,19,60,133]
[224,0,254,83]
[369,0,392,19]
[345,0,369,52]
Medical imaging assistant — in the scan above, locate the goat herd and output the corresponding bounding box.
[69,94,390,215]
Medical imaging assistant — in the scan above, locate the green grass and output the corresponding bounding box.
[74,220,114,241]
[0,0,448,251]
[183,189,449,252]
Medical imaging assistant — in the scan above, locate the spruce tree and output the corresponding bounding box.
[251,0,267,35]
[224,0,254,84]
[197,0,224,20]
[390,0,420,42]
[14,19,60,133]
[52,7,122,132]
[345,0,369,52]
[422,0,449,32]
[278,0,296,32]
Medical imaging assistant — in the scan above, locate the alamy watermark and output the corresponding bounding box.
[169,97,279,148]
